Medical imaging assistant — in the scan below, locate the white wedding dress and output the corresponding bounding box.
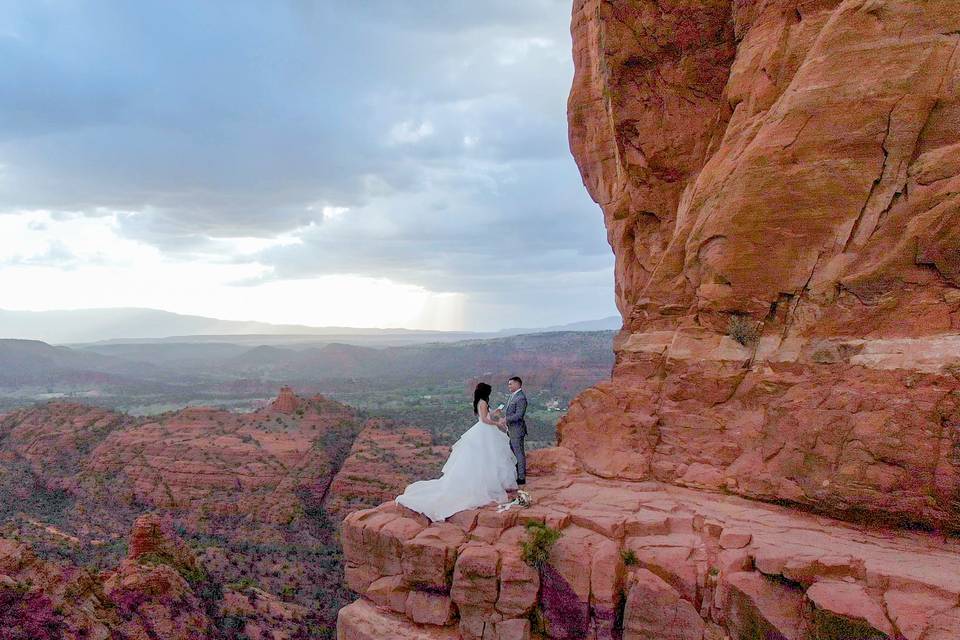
[396,414,518,522]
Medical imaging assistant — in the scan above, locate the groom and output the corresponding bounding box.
[498,376,527,486]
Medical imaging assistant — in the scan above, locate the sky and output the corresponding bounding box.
[0,1,616,331]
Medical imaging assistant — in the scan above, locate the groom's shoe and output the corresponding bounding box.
[517,478,526,485]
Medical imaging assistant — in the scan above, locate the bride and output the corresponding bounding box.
[396,382,518,522]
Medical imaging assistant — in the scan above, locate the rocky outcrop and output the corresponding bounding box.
[0,509,327,640]
[85,393,360,522]
[335,1,960,638]
[0,538,118,640]
[0,391,347,632]
[127,513,201,570]
[560,0,960,530]
[339,452,960,640]
[0,402,135,480]
[0,514,214,640]
[325,419,448,520]
[271,385,300,414]
[0,389,457,636]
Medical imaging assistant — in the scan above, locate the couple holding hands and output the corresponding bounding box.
[396,376,528,522]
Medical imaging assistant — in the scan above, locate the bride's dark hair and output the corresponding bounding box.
[473,382,492,415]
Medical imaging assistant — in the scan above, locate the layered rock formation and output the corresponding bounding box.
[84,393,361,529]
[0,389,445,636]
[0,515,214,640]
[325,419,447,520]
[561,0,960,531]
[271,385,300,414]
[340,451,960,640]
[337,1,960,638]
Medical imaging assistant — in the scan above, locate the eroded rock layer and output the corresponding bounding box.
[339,451,960,640]
[561,0,960,530]
[0,390,446,636]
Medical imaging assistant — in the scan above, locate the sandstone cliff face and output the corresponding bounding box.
[336,2,960,639]
[561,0,960,531]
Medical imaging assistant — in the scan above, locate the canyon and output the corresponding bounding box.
[338,1,960,639]
[0,389,447,638]
[4,1,960,638]
[0,330,611,637]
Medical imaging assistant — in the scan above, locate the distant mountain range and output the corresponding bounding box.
[0,307,621,345]
[0,338,190,389]
[0,329,615,392]
[500,316,622,334]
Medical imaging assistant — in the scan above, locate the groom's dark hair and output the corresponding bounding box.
[508,376,522,387]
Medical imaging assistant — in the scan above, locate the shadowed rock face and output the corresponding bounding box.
[561,0,960,531]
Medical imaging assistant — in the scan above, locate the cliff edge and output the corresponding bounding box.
[337,1,960,639]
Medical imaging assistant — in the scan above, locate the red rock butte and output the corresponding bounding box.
[338,1,960,639]
[270,385,300,413]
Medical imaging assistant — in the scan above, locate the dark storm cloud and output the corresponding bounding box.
[0,0,615,323]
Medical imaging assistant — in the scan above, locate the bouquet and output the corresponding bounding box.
[496,489,532,513]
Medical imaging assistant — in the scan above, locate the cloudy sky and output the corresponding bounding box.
[0,1,615,331]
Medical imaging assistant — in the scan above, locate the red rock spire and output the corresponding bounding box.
[270,385,299,414]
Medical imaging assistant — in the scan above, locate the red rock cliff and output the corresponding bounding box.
[337,3,960,640]
[561,0,960,531]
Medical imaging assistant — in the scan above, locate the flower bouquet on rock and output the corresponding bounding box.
[496,489,532,513]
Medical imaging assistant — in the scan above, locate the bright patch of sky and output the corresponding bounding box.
[0,0,615,331]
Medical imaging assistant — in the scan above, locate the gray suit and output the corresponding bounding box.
[505,389,527,482]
